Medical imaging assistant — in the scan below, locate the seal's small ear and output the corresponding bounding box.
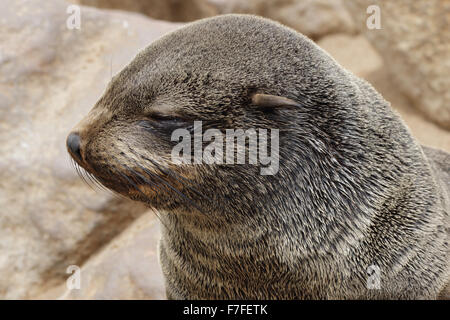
[251,93,301,109]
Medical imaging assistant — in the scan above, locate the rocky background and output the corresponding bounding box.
[0,0,448,299]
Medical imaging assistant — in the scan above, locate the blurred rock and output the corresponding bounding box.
[344,0,450,129]
[73,0,355,40]
[2,0,448,301]
[0,0,178,298]
[217,0,356,39]
[73,0,219,22]
[318,34,383,78]
[57,213,164,300]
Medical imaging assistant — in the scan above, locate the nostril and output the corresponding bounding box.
[67,132,82,161]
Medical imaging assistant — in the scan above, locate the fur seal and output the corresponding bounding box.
[67,14,449,299]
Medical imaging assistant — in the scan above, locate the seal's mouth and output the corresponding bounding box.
[66,130,205,212]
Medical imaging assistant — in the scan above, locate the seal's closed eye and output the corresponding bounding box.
[147,113,186,123]
[138,114,188,131]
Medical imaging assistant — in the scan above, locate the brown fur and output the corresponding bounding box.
[67,15,449,299]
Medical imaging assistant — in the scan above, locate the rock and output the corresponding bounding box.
[58,213,165,300]
[344,0,450,129]
[318,34,383,78]
[218,0,356,40]
[72,0,355,40]
[0,0,178,298]
[2,0,448,301]
[72,0,219,22]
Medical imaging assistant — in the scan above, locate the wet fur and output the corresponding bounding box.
[68,15,449,299]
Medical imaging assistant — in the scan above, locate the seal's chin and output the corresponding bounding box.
[68,159,117,194]
[69,155,194,210]
[126,184,166,202]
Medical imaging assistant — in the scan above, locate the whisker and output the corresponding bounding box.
[121,154,203,211]
[132,166,216,226]
[136,163,205,212]
[117,171,169,230]
[143,156,209,200]
[70,157,117,197]
[124,149,215,218]
[129,165,217,225]
[84,171,99,189]
[86,171,112,194]
[69,152,213,226]
[126,168,161,195]
[73,160,92,189]
[127,148,209,201]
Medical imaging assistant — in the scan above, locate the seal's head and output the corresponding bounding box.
[66,14,449,300]
[66,14,393,216]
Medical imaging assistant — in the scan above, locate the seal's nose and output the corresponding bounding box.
[67,132,82,162]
